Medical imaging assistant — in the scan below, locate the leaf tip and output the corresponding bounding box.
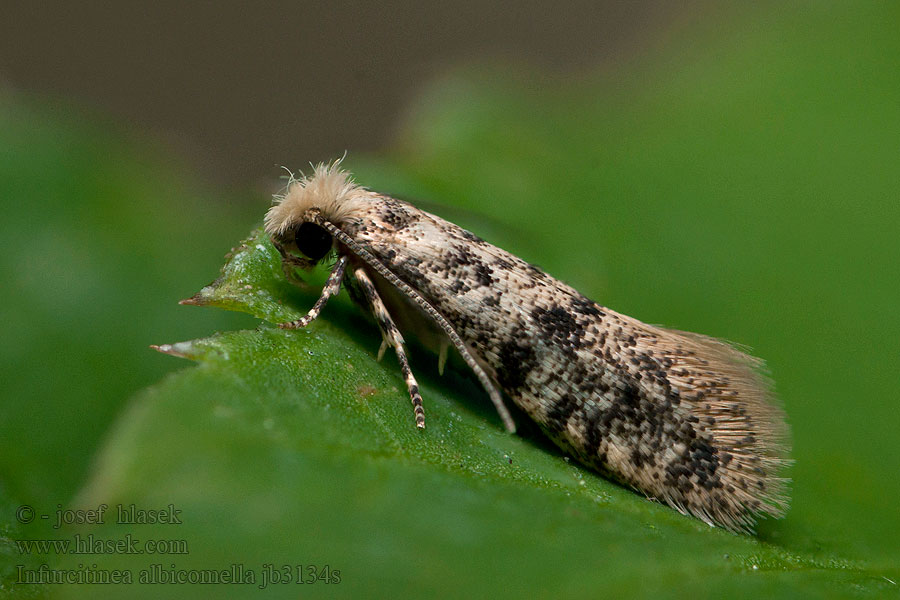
[151,341,196,359]
[179,293,205,306]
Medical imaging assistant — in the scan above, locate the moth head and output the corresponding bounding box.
[264,159,369,270]
[270,218,334,270]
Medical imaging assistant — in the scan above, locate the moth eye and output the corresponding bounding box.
[295,222,332,261]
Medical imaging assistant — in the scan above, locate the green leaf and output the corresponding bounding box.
[177,228,307,324]
[58,228,885,598]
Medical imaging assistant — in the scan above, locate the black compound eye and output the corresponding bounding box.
[294,222,332,261]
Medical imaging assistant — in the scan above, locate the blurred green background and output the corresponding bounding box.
[2,2,899,598]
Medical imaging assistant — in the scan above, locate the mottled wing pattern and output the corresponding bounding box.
[342,195,788,531]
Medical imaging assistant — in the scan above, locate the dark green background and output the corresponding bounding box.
[2,3,898,598]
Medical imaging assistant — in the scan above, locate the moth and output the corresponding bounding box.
[264,160,790,532]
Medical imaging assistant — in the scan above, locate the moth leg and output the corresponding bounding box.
[317,217,516,433]
[279,255,348,329]
[352,266,426,429]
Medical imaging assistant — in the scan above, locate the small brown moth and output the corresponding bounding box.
[264,160,790,532]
